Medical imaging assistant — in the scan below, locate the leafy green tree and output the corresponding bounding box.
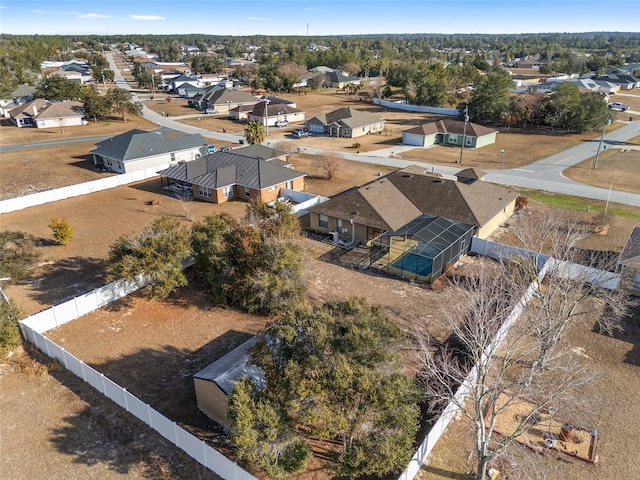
[81,87,111,121]
[468,68,513,124]
[0,231,40,281]
[0,300,22,355]
[192,202,306,314]
[227,377,312,479]
[191,214,239,304]
[105,216,191,299]
[251,297,421,477]
[244,121,266,145]
[48,218,73,245]
[105,87,142,122]
[34,75,82,101]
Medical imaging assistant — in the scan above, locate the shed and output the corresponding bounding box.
[193,336,263,428]
[370,215,475,283]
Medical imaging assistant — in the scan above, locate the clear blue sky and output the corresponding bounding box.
[1,0,639,36]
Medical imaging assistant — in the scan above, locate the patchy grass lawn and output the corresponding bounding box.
[0,115,157,146]
[562,139,640,195]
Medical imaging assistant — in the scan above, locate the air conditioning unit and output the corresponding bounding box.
[330,231,339,242]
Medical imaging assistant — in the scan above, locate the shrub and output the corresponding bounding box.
[515,195,529,210]
[0,231,40,280]
[48,218,73,245]
[0,300,22,356]
[351,142,361,149]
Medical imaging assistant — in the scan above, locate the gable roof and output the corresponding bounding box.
[193,336,264,395]
[311,165,518,230]
[233,144,288,162]
[92,129,208,162]
[403,119,497,138]
[9,99,84,120]
[158,151,305,191]
[385,168,518,228]
[202,87,259,106]
[310,178,422,231]
[250,101,304,117]
[619,227,640,268]
[308,107,384,130]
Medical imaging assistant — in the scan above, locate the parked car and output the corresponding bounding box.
[204,108,218,114]
[292,129,310,138]
[274,120,289,127]
[221,147,233,152]
[608,102,629,111]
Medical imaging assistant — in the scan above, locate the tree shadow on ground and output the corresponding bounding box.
[27,256,105,306]
[592,302,640,367]
[27,346,221,479]
[88,329,255,444]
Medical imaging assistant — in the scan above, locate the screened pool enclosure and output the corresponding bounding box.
[370,215,475,283]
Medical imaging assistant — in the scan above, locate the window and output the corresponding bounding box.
[170,153,176,162]
[223,185,233,198]
[465,137,473,146]
[448,135,458,144]
[199,186,211,198]
[286,180,293,189]
[245,186,251,198]
[337,219,343,229]
[319,215,328,228]
[633,273,640,290]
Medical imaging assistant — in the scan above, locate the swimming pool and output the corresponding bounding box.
[390,252,433,277]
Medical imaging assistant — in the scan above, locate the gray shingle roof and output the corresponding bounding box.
[158,151,305,190]
[307,107,383,130]
[202,87,259,106]
[619,227,640,268]
[92,130,209,162]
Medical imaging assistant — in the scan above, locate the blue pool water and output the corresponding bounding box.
[391,252,433,277]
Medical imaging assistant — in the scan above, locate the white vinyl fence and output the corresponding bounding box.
[18,275,256,480]
[0,163,170,214]
[278,188,329,215]
[373,98,459,116]
[398,240,554,480]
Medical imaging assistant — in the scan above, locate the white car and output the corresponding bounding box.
[274,120,289,127]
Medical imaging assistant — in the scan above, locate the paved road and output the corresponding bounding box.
[0,135,113,153]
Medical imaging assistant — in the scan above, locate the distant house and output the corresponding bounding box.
[177,83,204,99]
[8,99,86,128]
[200,87,259,113]
[402,119,498,149]
[91,129,210,173]
[171,74,199,93]
[302,66,361,89]
[308,166,518,243]
[157,145,306,204]
[193,336,263,429]
[247,100,306,126]
[618,227,640,296]
[0,85,36,117]
[306,107,385,138]
[599,74,640,90]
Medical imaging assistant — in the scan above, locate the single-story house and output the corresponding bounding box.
[306,107,385,138]
[618,226,640,296]
[262,95,296,108]
[200,87,260,114]
[177,83,204,99]
[247,101,305,126]
[91,129,210,173]
[402,119,498,149]
[157,146,306,204]
[229,103,255,121]
[599,74,640,90]
[8,99,86,128]
[171,74,199,93]
[0,85,36,117]
[193,336,263,429]
[308,165,518,243]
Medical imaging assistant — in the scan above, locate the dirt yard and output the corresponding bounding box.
[418,303,640,480]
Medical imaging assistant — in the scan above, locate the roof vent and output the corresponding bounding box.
[433,179,442,183]
[402,174,412,178]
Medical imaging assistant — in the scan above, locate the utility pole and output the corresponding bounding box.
[592,115,611,169]
[458,105,469,164]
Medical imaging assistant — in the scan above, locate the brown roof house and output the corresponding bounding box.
[402,119,498,149]
[618,226,640,296]
[200,87,260,114]
[9,99,86,128]
[306,107,385,138]
[309,165,518,243]
[158,145,306,204]
[246,100,306,127]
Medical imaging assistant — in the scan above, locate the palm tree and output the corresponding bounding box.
[244,121,266,145]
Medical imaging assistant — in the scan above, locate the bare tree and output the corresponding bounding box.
[313,152,343,180]
[174,191,193,220]
[338,62,361,76]
[371,75,387,99]
[507,207,634,367]
[415,260,591,480]
[279,61,307,92]
[404,80,417,104]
